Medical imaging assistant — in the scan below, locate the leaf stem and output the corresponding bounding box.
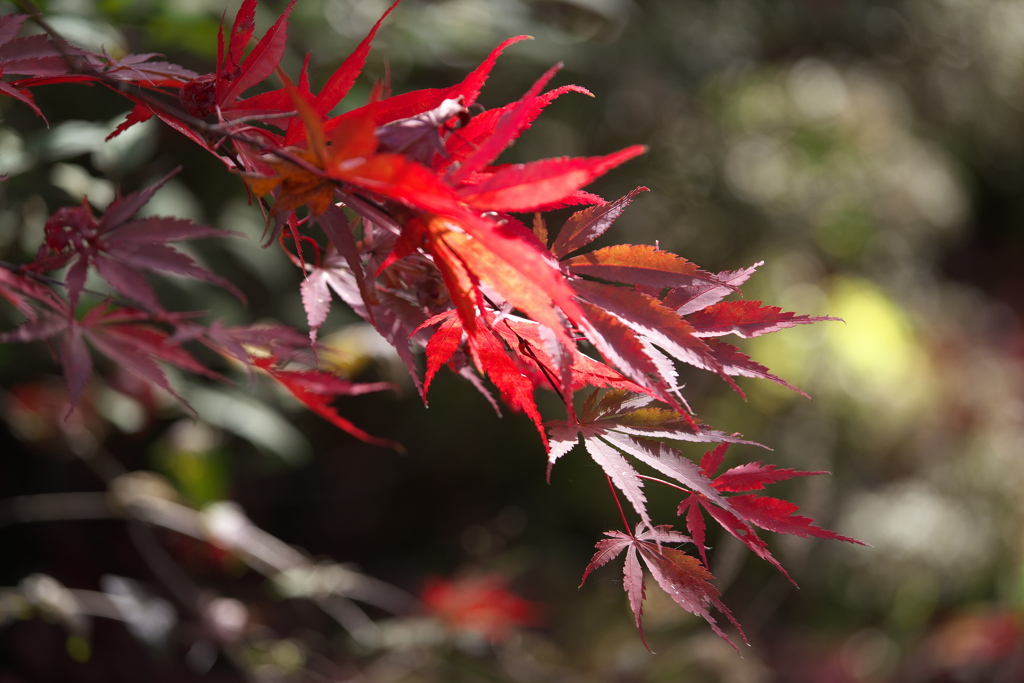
[606,473,633,537]
[636,474,690,494]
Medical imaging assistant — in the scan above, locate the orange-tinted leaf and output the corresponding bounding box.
[566,244,722,290]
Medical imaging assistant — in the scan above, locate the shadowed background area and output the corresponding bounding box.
[1,0,1023,680]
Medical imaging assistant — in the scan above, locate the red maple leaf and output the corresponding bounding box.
[31,169,244,312]
[0,13,74,119]
[0,299,215,414]
[677,443,866,581]
[580,523,744,652]
[546,389,758,527]
[249,355,402,451]
[106,0,296,152]
[238,37,644,393]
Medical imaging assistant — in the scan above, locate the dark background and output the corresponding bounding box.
[2,0,1023,680]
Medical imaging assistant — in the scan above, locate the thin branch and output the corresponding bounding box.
[0,487,416,619]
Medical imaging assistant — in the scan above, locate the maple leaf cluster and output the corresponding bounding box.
[0,0,863,647]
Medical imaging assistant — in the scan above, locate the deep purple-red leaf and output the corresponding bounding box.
[581,524,740,652]
[222,0,296,103]
[688,299,837,339]
[550,187,648,259]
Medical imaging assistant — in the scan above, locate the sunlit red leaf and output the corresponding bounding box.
[311,0,401,117]
[464,319,546,443]
[422,310,462,394]
[321,35,532,139]
[443,84,591,168]
[678,444,865,579]
[446,62,563,185]
[457,146,645,212]
[251,355,402,451]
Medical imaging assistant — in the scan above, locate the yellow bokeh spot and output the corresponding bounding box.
[824,276,936,425]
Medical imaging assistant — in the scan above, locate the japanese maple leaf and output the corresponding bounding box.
[187,319,311,369]
[0,14,73,119]
[230,25,646,432]
[580,524,744,651]
[414,308,550,442]
[0,14,202,133]
[300,244,358,346]
[0,268,66,320]
[545,389,758,528]
[106,0,296,150]
[0,300,215,414]
[248,90,641,420]
[545,194,839,412]
[31,169,243,312]
[249,355,402,451]
[413,304,648,445]
[294,204,380,346]
[544,190,733,414]
[80,51,199,87]
[677,443,866,582]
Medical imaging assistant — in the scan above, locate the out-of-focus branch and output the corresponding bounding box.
[0,492,110,527]
[0,477,417,622]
